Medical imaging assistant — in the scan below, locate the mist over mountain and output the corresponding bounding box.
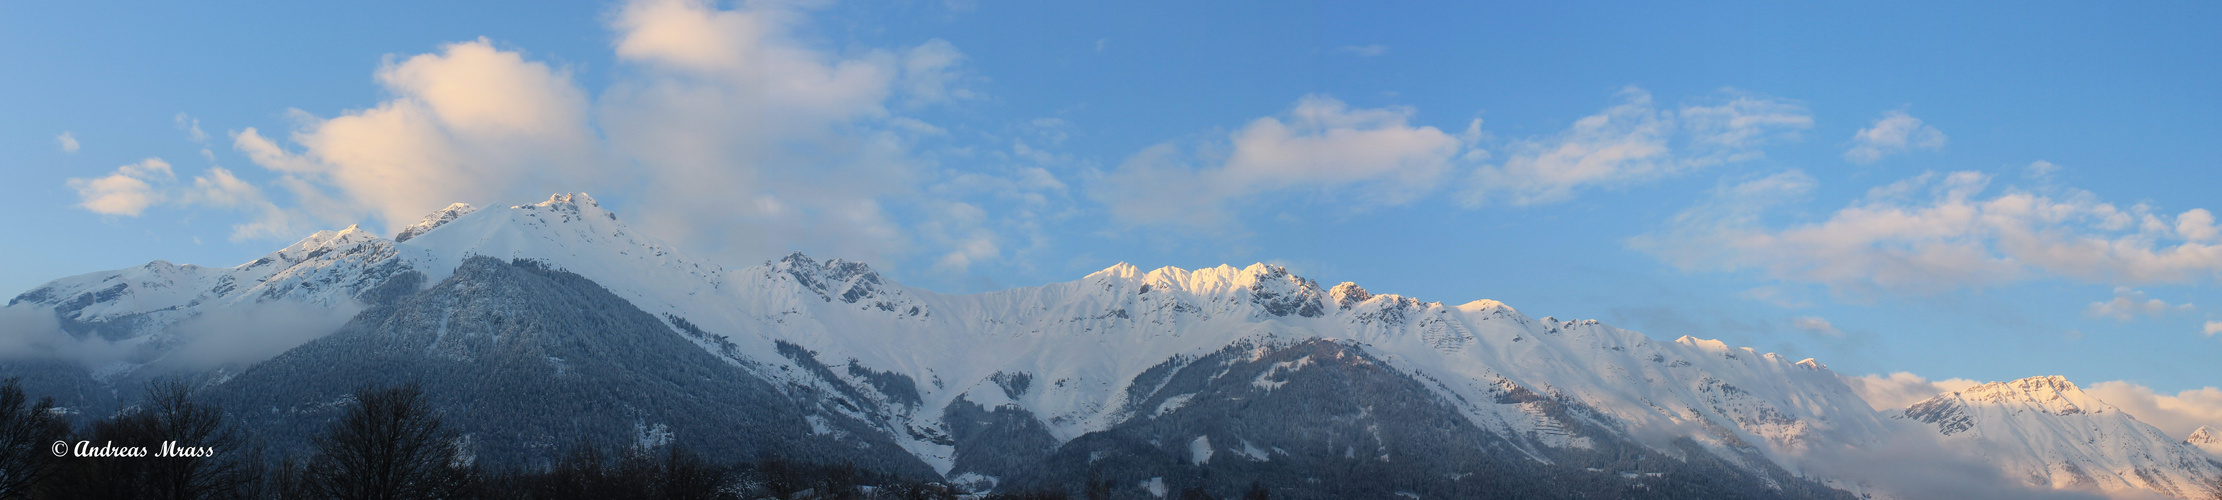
[3,194,2217,499]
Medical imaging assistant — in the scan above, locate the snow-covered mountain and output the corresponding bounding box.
[1898,376,2222,498]
[2192,426,2222,457]
[4,193,2216,498]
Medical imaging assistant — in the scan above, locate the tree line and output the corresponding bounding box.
[0,378,1280,500]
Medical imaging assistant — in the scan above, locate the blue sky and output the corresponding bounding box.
[5,1,2219,416]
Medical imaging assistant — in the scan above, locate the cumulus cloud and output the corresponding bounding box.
[67,158,174,216]
[1844,372,1982,411]
[2084,287,2194,321]
[1634,168,2222,295]
[2085,381,2222,441]
[1845,110,1946,164]
[63,155,304,240]
[2206,321,2222,336]
[55,132,79,153]
[1092,94,1470,227]
[154,0,983,270]
[234,37,612,235]
[599,0,973,264]
[1463,88,1809,206]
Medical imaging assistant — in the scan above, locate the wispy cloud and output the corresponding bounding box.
[1634,168,2222,295]
[1092,94,1470,228]
[174,112,208,142]
[1845,110,1946,164]
[63,155,304,240]
[2084,287,2194,321]
[1739,286,1811,308]
[1461,88,1810,206]
[1791,316,1844,337]
[55,132,79,153]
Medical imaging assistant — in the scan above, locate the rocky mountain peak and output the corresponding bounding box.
[769,252,891,305]
[516,192,615,223]
[1329,282,1371,309]
[394,202,478,242]
[2190,425,2220,445]
[1958,375,2113,416]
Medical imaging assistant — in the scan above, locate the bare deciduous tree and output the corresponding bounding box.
[306,384,463,500]
[0,378,68,499]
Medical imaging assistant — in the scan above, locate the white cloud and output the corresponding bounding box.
[2085,381,2222,440]
[67,158,174,216]
[1791,316,1843,337]
[67,0,1002,275]
[1334,44,1388,57]
[1092,94,1469,227]
[196,0,977,265]
[1844,372,1982,411]
[55,132,79,153]
[900,39,978,107]
[1635,168,2222,294]
[2084,287,2194,321]
[600,0,974,265]
[2206,321,2222,336]
[1463,88,1809,206]
[1845,110,1946,164]
[234,37,612,235]
[174,112,208,142]
[64,155,306,240]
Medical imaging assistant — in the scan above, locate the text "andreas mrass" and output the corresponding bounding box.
[51,440,217,458]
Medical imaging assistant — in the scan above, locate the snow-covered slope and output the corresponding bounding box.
[5,223,403,378]
[12,193,2207,498]
[1898,376,2222,498]
[2192,426,2222,458]
[0,194,1895,485]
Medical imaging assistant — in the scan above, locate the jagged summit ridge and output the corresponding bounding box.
[1897,376,2222,497]
[2190,426,2220,445]
[393,203,477,242]
[22,192,2215,498]
[1959,375,2117,416]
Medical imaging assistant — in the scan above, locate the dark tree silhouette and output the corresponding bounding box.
[41,379,252,500]
[1242,480,1269,500]
[138,379,251,500]
[656,445,724,500]
[305,383,464,500]
[0,377,68,498]
[1083,473,1113,500]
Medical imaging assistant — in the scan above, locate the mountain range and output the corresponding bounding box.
[3,193,2216,499]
